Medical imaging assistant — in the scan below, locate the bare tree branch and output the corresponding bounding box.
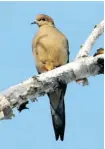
[76,20,104,58]
[75,20,104,85]
[0,54,104,120]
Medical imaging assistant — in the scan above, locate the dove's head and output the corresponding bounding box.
[31,14,55,27]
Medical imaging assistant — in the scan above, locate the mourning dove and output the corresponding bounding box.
[31,14,69,141]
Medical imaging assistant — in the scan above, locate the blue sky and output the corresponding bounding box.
[0,1,104,149]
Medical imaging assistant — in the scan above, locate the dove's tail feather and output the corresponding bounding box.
[48,83,67,141]
[51,99,65,141]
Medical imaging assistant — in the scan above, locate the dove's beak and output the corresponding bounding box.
[31,21,37,25]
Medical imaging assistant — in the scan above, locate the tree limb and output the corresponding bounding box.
[0,54,104,120]
[76,20,104,58]
[75,20,104,85]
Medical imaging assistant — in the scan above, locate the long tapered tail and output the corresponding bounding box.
[48,84,67,141]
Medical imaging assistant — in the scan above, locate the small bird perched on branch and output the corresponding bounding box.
[31,14,69,141]
[93,48,104,57]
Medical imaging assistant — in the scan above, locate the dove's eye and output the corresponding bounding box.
[41,18,46,21]
[38,18,46,21]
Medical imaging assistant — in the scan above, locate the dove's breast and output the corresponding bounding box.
[32,26,69,71]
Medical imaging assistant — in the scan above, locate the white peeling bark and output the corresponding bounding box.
[76,20,104,58]
[75,20,104,85]
[0,54,104,120]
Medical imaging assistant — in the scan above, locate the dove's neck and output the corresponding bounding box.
[39,24,55,28]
